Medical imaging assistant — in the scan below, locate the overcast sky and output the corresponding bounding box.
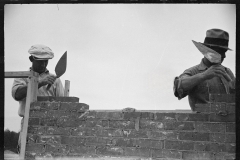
[4,4,236,132]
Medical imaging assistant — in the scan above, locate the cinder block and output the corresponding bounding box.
[147,131,178,140]
[195,122,226,133]
[164,122,195,131]
[96,146,124,156]
[178,132,209,141]
[124,147,151,157]
[37,96,79,102]
[164,140,194,151]
[209,113,235,122]
[109,120,135,129]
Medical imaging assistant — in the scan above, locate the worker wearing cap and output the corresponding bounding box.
[173,29,235,111]
[12,44,64,153]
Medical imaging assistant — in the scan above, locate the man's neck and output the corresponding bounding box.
[202,57,220,68]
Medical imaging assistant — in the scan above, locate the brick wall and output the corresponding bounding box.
[25,94,235,160]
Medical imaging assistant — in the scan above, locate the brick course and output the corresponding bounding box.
[25,95,236,160]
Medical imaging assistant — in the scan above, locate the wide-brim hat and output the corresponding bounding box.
[28,44,54,60]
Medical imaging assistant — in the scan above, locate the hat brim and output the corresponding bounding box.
[201,42,232,51]
[32,56,52,60]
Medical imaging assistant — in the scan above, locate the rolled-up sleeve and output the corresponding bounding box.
[12,78,28,101]
[55,78,64,97]
[174,69,194,100]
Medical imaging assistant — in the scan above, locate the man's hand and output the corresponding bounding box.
[202,65,232,82]
[38,75,57,88]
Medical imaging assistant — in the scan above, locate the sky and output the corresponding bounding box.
[4,4,236,132]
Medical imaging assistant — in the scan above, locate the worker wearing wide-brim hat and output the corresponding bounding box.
[11,44,64,153]
[173,29,235,111]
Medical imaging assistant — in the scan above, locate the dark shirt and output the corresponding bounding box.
[174,59,235,111]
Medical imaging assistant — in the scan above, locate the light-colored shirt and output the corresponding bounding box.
[12,68,64,117]
[173,59,235,111]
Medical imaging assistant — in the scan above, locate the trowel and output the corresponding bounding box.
[47,51,67,90]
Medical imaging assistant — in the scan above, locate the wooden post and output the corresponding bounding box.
[64,80,70,97]
[19,70,38,159]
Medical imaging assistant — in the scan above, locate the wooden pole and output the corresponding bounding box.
[64,80,70,97]
[19,71,38,159]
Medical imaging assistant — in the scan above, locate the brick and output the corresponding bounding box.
[71,127,87,136]
[210,133,226,143]
[96,146,124,156]
[147,131,178,140]
[214,152,236,160]
[37,96,79,102]
[95,111,123,119]
[164,122,195,131]
[194,142,210,151]
[154,113,176,121]
[209,113,235,122]
[176,113,209,122]
[46,126,71,135]
[29,110,48,118]
[109,120,135,129]
[93,128,123,137]
[29,118,40,125]
[124,147,151,157]
[59,102,89,112]
[85,137,112,146]
[86,119,108,128]
[56,117,86,127]
[182,151,214,160]
[25,152,36,159]
[133,139,163,149]
[209,94,235,103]
[123,112,141,119]
[195,122,225,133]
[178,132,209,141]
[27,134,39,144]
[61,136,85,145]
[164,140,194,150]
[46,110,69,119]
[123,129,148,138]
[226,123,235,133]
[25,144,45,153]
[28,126,46,135]
[210,143,226,152]
[45,144,69,154]
[210,102,226,112]
[195,103,211,113]
[140,120,164,130]
[30,101,48,110]
[225,143,236,153]
[226,103,235,113]
[151,149,182,159]
[37,135,61,144]
[225,134,236,143]
[70,145,96,154]
[40,118,57,126]
[141,112,154,120]
[112,138,134,147]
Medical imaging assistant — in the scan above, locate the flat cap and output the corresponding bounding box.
[28,44,54,60]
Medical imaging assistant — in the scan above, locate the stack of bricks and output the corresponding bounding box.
[25,94,235,160]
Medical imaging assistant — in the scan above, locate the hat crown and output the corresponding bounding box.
[206,29,229,40]
[28,44,54,60]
